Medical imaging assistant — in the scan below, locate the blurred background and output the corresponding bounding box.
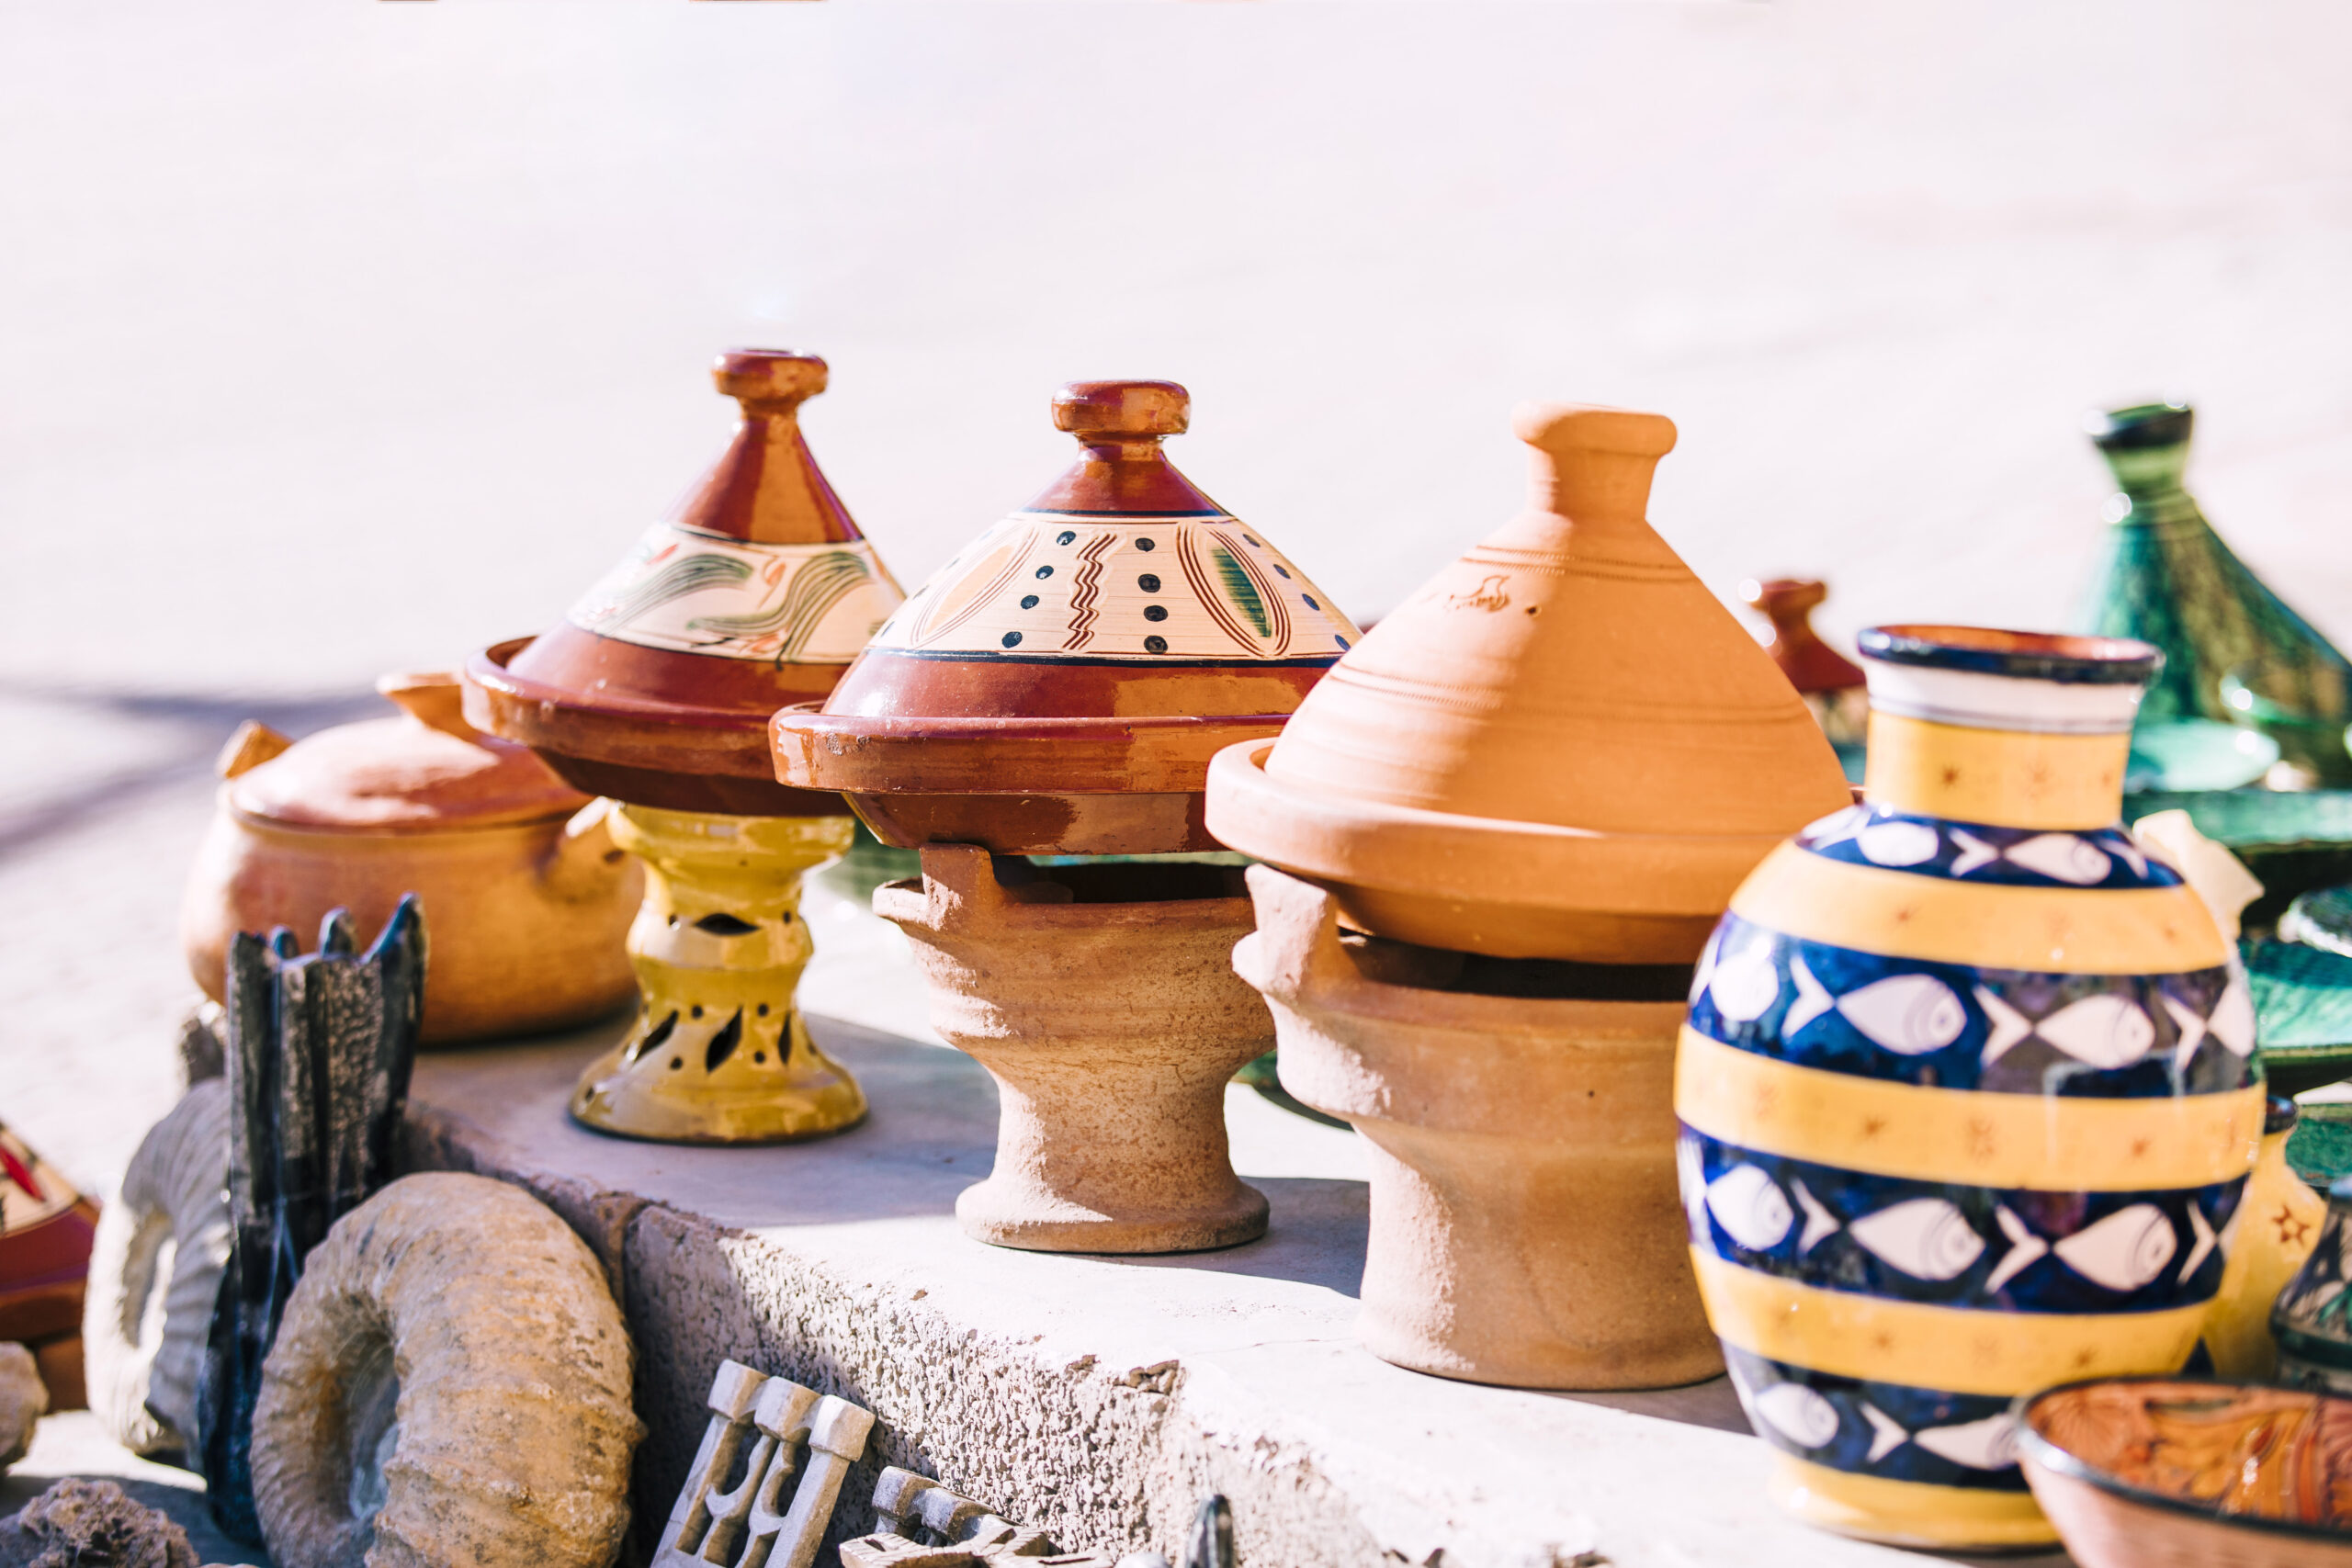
[4,0,2348,1161]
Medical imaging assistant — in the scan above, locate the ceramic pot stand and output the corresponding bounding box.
[1236,865,1719,1388]
[570,807,861,1144]
[874,846,1269,1253]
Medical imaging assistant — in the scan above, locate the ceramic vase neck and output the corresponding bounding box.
[1855,626,2157,831]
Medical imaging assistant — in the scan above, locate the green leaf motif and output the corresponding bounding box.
[1211,544,1270,638]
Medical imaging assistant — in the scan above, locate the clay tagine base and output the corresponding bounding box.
[570,806,865,1145]
[1234,865,1722,1390]
[873,847,1270,1254]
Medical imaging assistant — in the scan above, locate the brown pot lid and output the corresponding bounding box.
[466,350,906,807]
[1204,403,1852,957]
[772,380,1360,799]
[1743,577,1866,694]
[228,672,593,832]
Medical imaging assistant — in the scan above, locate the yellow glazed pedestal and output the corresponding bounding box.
[1678,626,2262,1551]
[570,806,863,1144]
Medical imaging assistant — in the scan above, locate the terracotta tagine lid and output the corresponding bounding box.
[1206,402,1854,964]
[466,350,906,816]
[226,671,591,831]
[771,380,1360,855]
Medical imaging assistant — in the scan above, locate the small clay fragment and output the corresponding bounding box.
[0,1478,197,1568]
[249,1173,642,1568]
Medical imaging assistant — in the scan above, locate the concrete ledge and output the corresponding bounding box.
[403,1015,2067,1568]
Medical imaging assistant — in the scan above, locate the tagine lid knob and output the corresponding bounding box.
[770,379,1360,854]
[464,349,906,816]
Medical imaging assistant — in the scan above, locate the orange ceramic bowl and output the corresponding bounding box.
[2018,1377,2352,1568]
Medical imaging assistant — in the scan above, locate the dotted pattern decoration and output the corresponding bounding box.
[869,512,1360,661]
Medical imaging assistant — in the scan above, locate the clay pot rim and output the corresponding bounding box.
[872,874,1252,928]
[224,797,583,839]
[774,704,1286,796]
[1857,625,2163,686]
[2017,1375,2352,1547]
[470,636,763,734]
[464,637,794,788]
[1233,935,1686,1035]
[1205,738,1790,918]
[2086,400,2192,452]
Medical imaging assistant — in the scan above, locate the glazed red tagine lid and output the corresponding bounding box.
[772,379,1361,855]
[1205,402,1854,964]
[466,350,906,816]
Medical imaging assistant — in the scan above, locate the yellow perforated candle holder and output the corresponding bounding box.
[569,805,863,1144]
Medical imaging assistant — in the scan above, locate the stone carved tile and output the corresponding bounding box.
[652,1359,876,1568]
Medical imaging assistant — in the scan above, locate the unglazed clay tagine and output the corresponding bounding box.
[774,380,1359,856]
[1207,403,1852,964]
[1744,576,1869,761]
[2018,1378,2352,1568]
[1680,625,2261,1551]
[467,350,905,816]
[182,671,640,1046]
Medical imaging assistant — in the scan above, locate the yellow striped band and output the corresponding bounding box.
[1764,1455,2055,1549]
[1693,1251,2208,1398]
[1676,1029,2263,1190]
[1728,841,2231,975]
[1862,711,2128,830]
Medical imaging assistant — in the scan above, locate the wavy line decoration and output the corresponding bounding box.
[579,553,752,631]
[1061,533,1116,650]
[687,549,875,663]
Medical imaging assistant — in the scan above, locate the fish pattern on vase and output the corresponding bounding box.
[1676,625,2266,1551]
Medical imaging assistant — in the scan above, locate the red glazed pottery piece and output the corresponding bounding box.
[773,380,1359,855]
[1,1118,97,1408]
[2019,1377,2352,1567]
[1206,402,1852,964]
[466,351,905,815]
[1743,577,1866,695]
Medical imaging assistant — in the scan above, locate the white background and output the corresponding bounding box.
[5,0,2349,699]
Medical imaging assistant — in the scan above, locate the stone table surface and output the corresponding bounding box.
[407,1012,2072,1568]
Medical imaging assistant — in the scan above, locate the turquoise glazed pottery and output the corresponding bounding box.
[2078,400,2352,787]
[1677,624,2266,1550]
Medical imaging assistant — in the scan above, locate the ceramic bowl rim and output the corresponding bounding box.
[1858,624,2163,685]
[2015,1374,2352,1545]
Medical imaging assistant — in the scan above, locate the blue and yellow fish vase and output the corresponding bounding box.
[1674,625,2263,1551]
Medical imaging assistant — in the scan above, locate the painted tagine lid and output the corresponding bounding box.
[226,671,592,831]
[466,350,906,816]
[772,380,1360,855]
[1206,402,1855,964]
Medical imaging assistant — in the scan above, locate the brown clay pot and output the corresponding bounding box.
[181,672,640,1046]
[464,349,904,816]
[1207,402,1852,964]
[773,380,1358,856]
[873,846,1271,1253]
[1235,865,1721,1389]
